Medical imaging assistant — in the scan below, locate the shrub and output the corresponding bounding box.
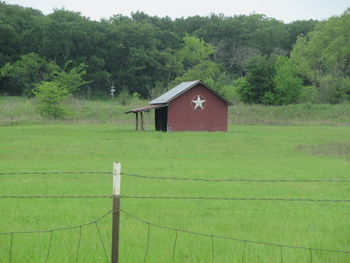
[32,81,69,119]
[299,86,318,103]
[117,87,131,105]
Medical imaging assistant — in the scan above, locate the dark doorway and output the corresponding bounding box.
[155,106,168,131]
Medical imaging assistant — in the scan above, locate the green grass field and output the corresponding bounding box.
[1,96,350,126]
[0,123,349,262]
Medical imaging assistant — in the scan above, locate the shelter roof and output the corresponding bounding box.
[125,104,166,114]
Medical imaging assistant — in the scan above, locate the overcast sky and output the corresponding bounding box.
[4,0,349,22]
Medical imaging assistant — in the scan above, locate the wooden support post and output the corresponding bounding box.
[135,112,139,131]
[146,111,150,131]
[140,112,144,131]
[111,162,121,263]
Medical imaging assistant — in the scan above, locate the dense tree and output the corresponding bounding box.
[2,1,348,104]
[176,36,214,70]
[291,9,350,103]
[269,56,303,105]
[237,55,302,105]
[237,55,275,104]
[53,62,90,94]
[0,53,58,96]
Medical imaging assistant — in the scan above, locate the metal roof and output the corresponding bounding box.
[149,80,201,104]
[149,80,232,105]
[125,104,166,114]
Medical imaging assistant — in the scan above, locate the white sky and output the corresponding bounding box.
[4,0,349,22]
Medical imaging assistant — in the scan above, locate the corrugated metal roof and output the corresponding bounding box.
[149,80,201,104]
[149,80,232,105]
[125,104,166,114]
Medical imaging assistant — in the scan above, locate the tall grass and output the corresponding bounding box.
[1,96,349,126]
[231,103,350,126]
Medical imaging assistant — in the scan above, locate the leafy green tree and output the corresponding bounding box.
[0,2,44,64]
[32,81,69,118]
[117,87,131,105]
[285,20,318,50]
[177,36,214,70]
[291,9,350,103]
[170,36,227,91]
[2,1,343,101]
[318,75,350,104]
[0,22,18,67]
[269,56,303,105]
[237,55,302,105]
[85,56,112,97]
[235,77,254,103]
[237,55,275,104]
[53,62,90,94]
[171,61,222,89]
[31,61,91,117]
[0,53,58,96]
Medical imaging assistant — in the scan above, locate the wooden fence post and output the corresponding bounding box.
[146,111,150,131]
[135,113,139,130]
[111,162,121,263]
[140,112,144,131]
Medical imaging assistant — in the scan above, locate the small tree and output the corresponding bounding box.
[32,81,69,119]
[269,56,303,105]
[53,62,90,94]
[238,55,276,104]
[117,87,131,105]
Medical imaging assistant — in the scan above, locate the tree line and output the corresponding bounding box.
[0,2,349,105]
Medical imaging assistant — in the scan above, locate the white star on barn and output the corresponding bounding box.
[192,95,206,110]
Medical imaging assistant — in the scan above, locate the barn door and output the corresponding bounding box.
[155,106,168,131]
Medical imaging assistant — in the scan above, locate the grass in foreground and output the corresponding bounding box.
[0,124,349,262]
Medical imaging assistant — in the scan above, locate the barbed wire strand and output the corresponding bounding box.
[242,240,247,263]
[76,226,82,263]
[172,230,178,263]
[143,223,151,263]
[1,195,350,203]
[121,172,350,183]
[120,209,350,255]
[0,195,112,199]
[2,171,350,183]
[45,231,53,263]
[95,222,109,263]
[121,196,350,203]
[0,210,112,236]
[0,172,110,176]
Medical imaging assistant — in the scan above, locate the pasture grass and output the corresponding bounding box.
[1,96,350,126]
[0,124,349,262]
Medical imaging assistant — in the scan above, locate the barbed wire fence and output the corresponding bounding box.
[0,210,112,263]
[0,164,350,262]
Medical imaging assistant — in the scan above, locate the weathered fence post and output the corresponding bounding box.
[140,112,144,131]
[112,162,121,263]
[135,113,139,130]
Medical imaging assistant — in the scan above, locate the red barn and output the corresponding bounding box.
[126,80,231,132]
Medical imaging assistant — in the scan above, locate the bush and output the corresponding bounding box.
[117,87,131,105]
[32,81,70,119]
[299,86,318,103]
[220,84,240,104]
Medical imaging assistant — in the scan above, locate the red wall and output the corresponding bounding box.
[167,84,228,131]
